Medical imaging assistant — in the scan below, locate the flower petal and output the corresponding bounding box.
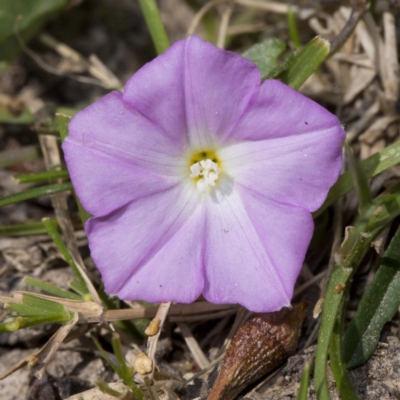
[203,180,295,312]
[226,79,343,141]
[123,40,187,145]
[86,184,205,303]
[238,186,314,299]
[65,91,184,176]
[221,128,343,212]
[63,142,177,217]
[183,36,260,147]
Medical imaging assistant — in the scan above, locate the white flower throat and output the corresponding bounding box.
[190,159,220,192]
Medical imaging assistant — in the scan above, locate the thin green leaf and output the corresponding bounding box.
[69,278,90,298]
[329,317,358,400]
[314,140,400,217]
[283,36,330,90]
[1,293,73,330]
[14,169,69,183]
[345,142,372,213]
[242,38,286,80]
[314,193,400,399]
[314,262,354,400]
[42,218,89,296]
[6,292,68,316]
[92,336,120,375]
[0,221,47,236]
[138,0,170,54]
[96,380,124,398]
[23,277,82,300]
[0,314,70,332]
[112,333,144,399]
[0,182,72,207]
[297,360,311,400]
[288,8,301,49]
[342,225,400,368]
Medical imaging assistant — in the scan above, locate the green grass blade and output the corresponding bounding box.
[314,263,354,400]
[111,333,144,399]
[297,360,311,400]
[0,221,47,236]
[329,318,358,399]
[69,279,90,298]
[138,0,170,54]
[5,293,71,324]
[314,140,400,217]
[0,314,70,332]
[288,8,301,49]
[314,194,400,399]
[92,336,120,375]
[283,36,330,90]
[23,277,82,300]
[95,380,124,398]
[342,225,400,368]
[42,218,89,296]
[345,142,371,213]
[0,182,72,207]
[14,169,69,183]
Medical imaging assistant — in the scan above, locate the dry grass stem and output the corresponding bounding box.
[217,4,234,48]
[65,381,134,400]
[38,34,122,89]
[30,312,79,379]
[145,302,171,384]
[187,0,314,36]
[177,322,210,369]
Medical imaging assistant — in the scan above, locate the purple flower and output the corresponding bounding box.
[62,36,344,312]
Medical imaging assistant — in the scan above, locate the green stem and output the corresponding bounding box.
[314,139,400,218]
[14,169,69,184]
[23,277,82,300]
[297,360,311,400]
[0,183,73,207]
[138,0,170,54]
[42,218,88,293]
[315,226,377,396]
[0,221,47,236]
[329,311,358,399]
[345,142,371,214]
[314,192,400,399]
[287,8,301,49]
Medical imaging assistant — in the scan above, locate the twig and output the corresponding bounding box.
[14,16,120,89]
[330,0,369,55]
[30,313,79,379]
[105,302,239,322]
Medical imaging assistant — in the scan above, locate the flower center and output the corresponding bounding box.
[189,150,221,192]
